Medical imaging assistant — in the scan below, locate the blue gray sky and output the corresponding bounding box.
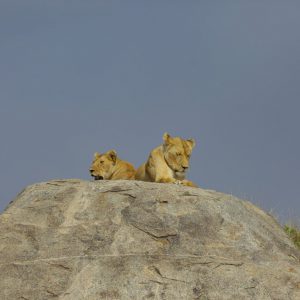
[1,1,299,223]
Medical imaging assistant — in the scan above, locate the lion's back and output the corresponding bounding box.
[112,160,136,180]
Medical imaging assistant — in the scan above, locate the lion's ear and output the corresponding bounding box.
[186,139,196,149]
[163,132,171,144]
[94,152,101,159]
[107,150,117,163]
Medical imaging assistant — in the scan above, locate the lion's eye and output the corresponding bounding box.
[176,152,182,156]
[100,161,104,164]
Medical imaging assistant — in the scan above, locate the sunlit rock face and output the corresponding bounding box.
[0,179,299,299]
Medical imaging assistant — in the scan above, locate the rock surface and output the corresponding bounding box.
[0,179,299,299]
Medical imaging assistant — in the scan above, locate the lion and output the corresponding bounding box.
[89,150,136,180]
[135,133,197,187]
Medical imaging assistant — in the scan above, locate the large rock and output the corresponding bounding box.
[0,179,299,299]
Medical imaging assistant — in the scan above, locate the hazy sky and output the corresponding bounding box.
[1,1,299,223]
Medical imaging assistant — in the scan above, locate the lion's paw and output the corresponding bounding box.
[173,180,183,185]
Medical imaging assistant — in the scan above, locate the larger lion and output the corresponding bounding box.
[135,133,197,187]
[89,150,136,180]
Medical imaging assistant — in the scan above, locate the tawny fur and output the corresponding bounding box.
[135,133,197,187]
[90,150,135,180]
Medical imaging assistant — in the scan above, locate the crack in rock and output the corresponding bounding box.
[102,187,133,193]
[149,265,189,284]
[213,261,244,269]
[46,262,71,270]
[130,222,177,241]
[46,289,59,297]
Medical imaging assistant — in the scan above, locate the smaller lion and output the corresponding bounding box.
[135,133,197,187]
[89,150,136,180]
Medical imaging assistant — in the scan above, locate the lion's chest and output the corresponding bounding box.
[159,161,177,179]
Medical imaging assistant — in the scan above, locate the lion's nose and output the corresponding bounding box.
[89,169,94,174]
[182,166,189,170]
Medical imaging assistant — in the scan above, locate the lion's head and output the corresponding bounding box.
[89,150,117,180]
[162,132,195,179]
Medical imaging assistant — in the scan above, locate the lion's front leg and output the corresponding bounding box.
[181,179,198,188]
[156,177,178,184]
[173,180,184,185]
[157,177,189,186]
